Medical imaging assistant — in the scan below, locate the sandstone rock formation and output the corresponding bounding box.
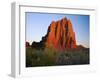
[43,17,77,51]
[31,17,77,51]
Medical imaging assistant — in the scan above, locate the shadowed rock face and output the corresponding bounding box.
[26,42,30,47]
[42,17,77,51]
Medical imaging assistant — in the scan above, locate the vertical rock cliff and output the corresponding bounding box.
[42,17,77,51]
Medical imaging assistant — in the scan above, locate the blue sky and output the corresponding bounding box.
[26,12,89,48]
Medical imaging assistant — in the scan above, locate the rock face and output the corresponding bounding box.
[26,42,30,47]
[42,17,77,51]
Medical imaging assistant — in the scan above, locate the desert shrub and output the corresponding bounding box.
[43,46,57,65]
[26,47,43,67]
[26,47,33,67]
[56,49,89,65]
[26,46,89,67]
[26,46,58,67]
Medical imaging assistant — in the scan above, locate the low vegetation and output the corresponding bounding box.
[26,46,89,67]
